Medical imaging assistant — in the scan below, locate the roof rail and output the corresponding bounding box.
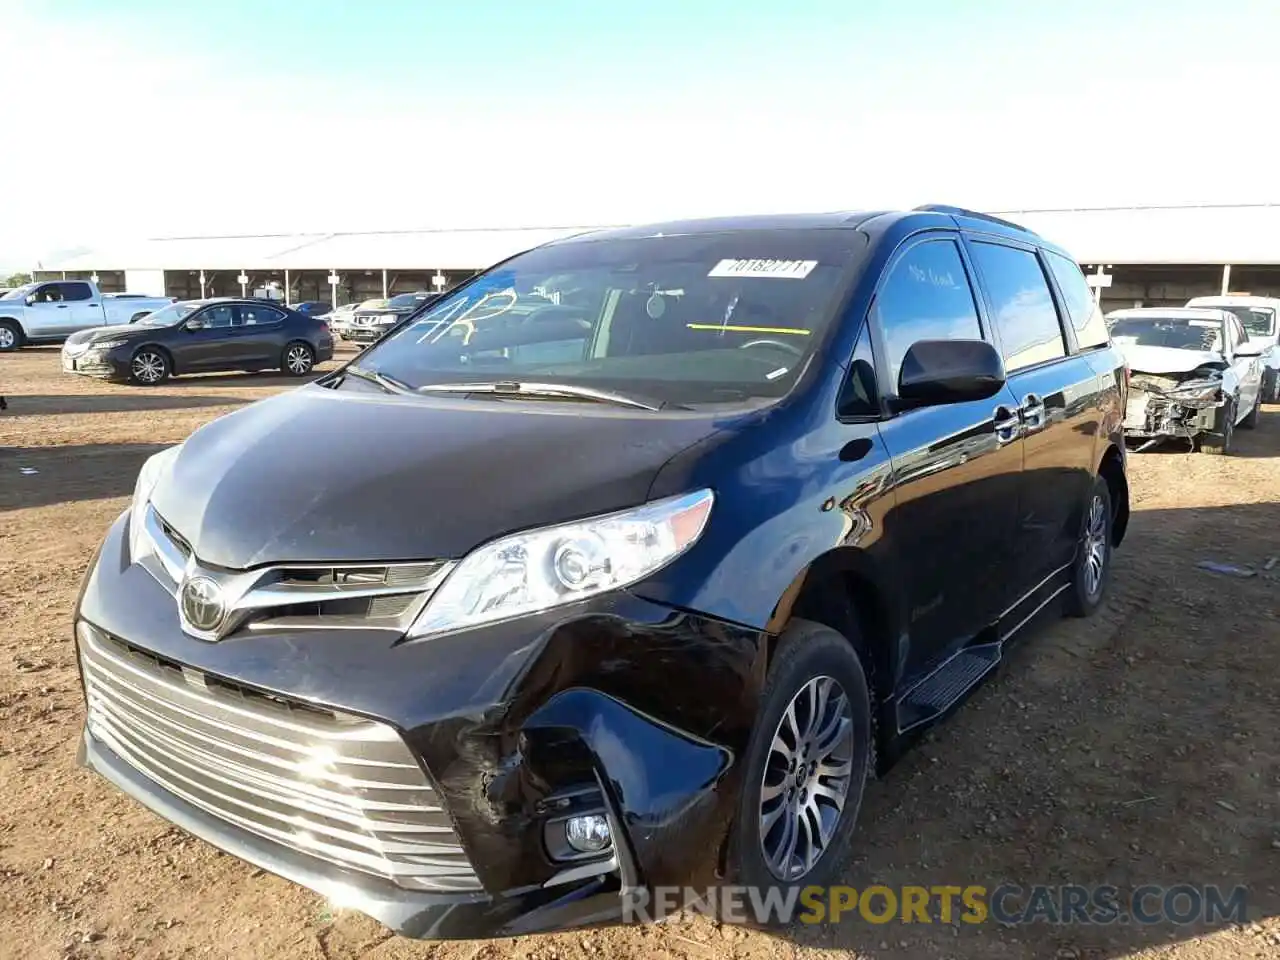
[913,204,1034,234]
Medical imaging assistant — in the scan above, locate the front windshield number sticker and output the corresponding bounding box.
[707,259,818,279]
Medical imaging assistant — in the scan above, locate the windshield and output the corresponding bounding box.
[352,230,862,407]
[1110,317,1224,352]
[1213,305,1276,338]
[1,283,38,301]
[135,301,201,326]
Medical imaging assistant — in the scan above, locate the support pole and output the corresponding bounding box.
[199,270,207,299]
[284,269,291,305]
[382,269,389,299]
[1221,264,1232,296]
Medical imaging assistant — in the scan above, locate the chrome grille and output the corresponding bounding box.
[136,505,454,639]
[79,623,480,892]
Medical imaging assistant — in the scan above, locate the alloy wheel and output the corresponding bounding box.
[1082,493,1108,597]
[0,326,14,350]
[759,675,854,881]
[132,352,166,384]
[286,345,313,375]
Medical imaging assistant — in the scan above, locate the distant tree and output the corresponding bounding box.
[3,272,32,287]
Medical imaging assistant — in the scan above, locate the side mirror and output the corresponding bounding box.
[1234,340,1265,357]
[25,295,36,306]
[185,319,205,331]
[895,339,1006,410]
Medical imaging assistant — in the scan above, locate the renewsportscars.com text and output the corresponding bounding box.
[622,884,1248,927]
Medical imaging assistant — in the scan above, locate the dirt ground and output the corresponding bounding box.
[1,345,1278,960]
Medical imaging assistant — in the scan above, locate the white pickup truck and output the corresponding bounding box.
[0,280,174,351]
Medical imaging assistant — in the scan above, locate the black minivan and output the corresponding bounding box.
[74,206,1130,938]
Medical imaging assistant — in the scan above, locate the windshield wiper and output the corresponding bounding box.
[415,380,669,411]
[343,365,413,395]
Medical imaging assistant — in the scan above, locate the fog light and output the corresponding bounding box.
[564,814,611,854]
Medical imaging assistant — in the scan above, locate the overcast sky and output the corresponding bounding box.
[3,0,1279,273]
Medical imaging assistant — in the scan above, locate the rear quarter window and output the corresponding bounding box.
[1044,251,1110,349]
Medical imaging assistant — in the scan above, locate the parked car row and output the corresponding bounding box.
[327,291,440,343]
[1106,294,1277,453]
[73,205,1134,939]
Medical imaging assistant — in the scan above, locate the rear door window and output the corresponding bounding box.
[970,242,1066,372]
[874,238,984,391]
[240,304,286,326]
[59,282,94,302]
[1043,252,1109,349]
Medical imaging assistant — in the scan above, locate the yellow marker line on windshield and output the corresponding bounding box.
[686,324,811,335]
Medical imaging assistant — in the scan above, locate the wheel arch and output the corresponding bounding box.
[0,314,26,346]
[1096,443,1129,547]
[765,547,904,709]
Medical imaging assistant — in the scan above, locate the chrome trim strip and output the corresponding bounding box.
[139,505,455,640]
[1000,583,1070,643]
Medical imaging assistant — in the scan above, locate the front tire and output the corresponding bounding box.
[282,341,315,376]
[1064,475,1113,618]
[129,348,170,385]
[0,319,24,352]
[1239,393,1260,429]
[728,620,871,897]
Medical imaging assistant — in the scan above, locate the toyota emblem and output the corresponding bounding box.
[180,576,225,633]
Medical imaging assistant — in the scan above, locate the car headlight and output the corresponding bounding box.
[128,445,182,564]
[375,314,398,325]
[91,339,129,351]
[408,489,714,639]
[1165,379,1221,402]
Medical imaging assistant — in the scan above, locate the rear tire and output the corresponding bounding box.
[1200,400,1236,455]
[1262,368,1279,404]
[1064,475,1113,618]
[727,620,872,904]
[129,348,170,385]
[0,319,24,352]
[281,341,315,376]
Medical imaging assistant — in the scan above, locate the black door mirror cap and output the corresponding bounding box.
[893,338,1007,411]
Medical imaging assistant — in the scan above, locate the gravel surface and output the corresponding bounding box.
[1,345,1277,960]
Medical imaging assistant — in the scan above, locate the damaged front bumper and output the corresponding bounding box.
[1123,374,1224,443]
[72,514,765,939]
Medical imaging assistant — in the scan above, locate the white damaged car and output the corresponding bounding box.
[1108,307,1266,455]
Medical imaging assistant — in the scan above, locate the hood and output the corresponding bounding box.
[1114,343,1225,375]
[64,325,149,347]
[150,385,728,569]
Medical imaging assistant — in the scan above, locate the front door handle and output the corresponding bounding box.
[1021,392,1046,430]
[993,404,1021,444]
[56,304,69,309]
